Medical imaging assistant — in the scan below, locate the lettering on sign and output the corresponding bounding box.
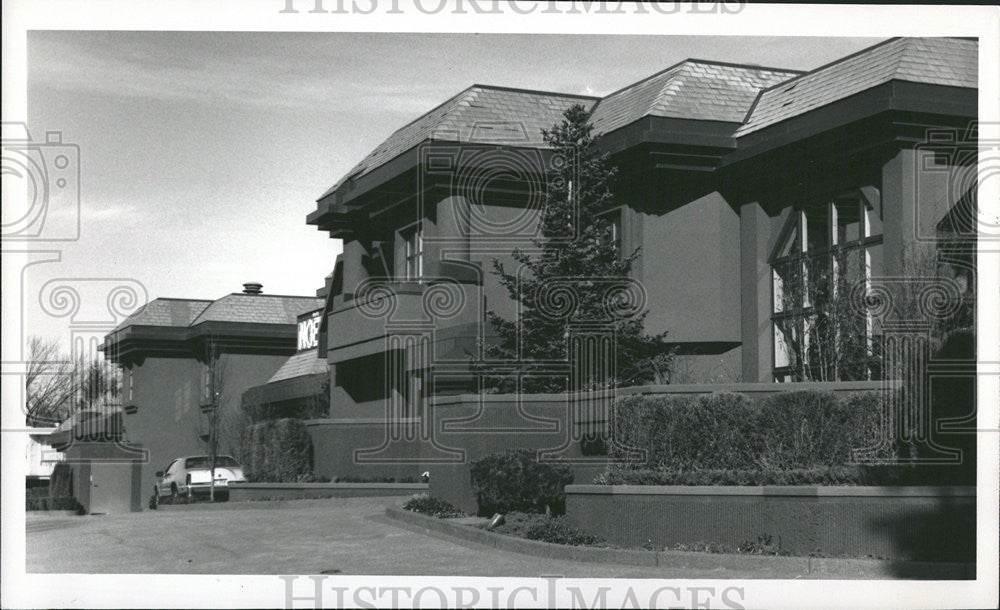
[298,310,321,351]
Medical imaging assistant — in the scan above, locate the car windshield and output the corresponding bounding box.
[184,456,240,469]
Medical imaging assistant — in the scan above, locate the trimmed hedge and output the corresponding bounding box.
[241,418,311,482]
[608,390,898,473]
[594,465,927,486]
[469,449,574,516]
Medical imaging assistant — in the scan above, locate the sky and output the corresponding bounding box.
[24,32,885,349]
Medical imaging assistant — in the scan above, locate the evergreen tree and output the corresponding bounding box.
[484,104,674,393]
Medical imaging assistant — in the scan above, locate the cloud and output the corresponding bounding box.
[29,33,445,115]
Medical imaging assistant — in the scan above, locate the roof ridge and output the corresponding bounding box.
[597,57,800,104]
[223,293,323,299]
[887,37,915,81]
[747,37,900,101]
[468,83,600,100]
[381,85,479,140]
[146,297,213,303]
[681,58,803,74]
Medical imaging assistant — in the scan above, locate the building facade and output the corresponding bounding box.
[102,283,323,494]
[309,37,977,423]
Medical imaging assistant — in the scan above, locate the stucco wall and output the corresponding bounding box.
[565,485,975,562]
[638,191,741,345]
[127,352,287,498]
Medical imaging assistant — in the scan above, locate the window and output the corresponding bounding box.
[127,367,134,403]
[770,190,884,382]
[201,365,213,405]
[597,208,623,258]
[401,224,423,281]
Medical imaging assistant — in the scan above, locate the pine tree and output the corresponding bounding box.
[484,104,674,393]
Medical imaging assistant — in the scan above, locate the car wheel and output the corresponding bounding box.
[150,488,159,510]
[170,484,179,505]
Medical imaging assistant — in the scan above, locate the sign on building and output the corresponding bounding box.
[297,309,322,351]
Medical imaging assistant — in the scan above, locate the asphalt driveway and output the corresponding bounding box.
[26,496,841,577]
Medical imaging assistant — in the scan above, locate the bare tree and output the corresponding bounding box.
[201,339,229,502]
[25,336,73,426]
[777,242,972,382]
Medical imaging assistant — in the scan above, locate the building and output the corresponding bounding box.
[100,37,977,496]
[308,37,976,421]
[101,283,323,494]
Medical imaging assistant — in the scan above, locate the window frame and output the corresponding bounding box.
[399,221,424,282]
[769,190,884,382]
[596,206,624,259]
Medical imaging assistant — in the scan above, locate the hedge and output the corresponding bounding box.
[608,390,899,474]
[27,463,81,511]
[594,465,929,486]
[241,418,311,482]
[469,449,574,516]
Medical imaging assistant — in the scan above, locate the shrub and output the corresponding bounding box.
[469,449,574,516]
[489,512,607,547]
[610,392,758,470]
[243,419,311,482]
[608,390,897,474]
[403,494,466,518]
[49,462,72,497]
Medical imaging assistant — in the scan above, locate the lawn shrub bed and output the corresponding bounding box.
[403,494,466,518]
[470,449,574,515]
[241,418,311,482]
[606,390,901,482]
[488,512,608,547]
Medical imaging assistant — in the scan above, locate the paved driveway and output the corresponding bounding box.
[27,496,816,577]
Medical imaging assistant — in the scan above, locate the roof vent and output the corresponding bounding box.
[242,282,263,295]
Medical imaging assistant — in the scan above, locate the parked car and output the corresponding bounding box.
[150,455,246,508]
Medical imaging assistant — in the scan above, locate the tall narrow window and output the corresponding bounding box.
[597,209,623,257]
[402,224,423,281]
[201,365,212,405]
[770,189,883,382]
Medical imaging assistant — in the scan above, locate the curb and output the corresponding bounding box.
[384,507,975,578]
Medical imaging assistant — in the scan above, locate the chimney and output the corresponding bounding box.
[242,282,263,295]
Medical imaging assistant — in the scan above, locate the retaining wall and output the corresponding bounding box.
[228,481,427,502]
[565,484,975,562]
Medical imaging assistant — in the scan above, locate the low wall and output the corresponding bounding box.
[565,485,975,562]
[228,481,427,502]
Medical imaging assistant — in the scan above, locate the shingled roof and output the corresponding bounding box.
[320,85,599,199]
[589,60,800,134]
[114,294,322,332]
[267,349,328,383]
[190,294,324,326]
[737,37,977,136]
[116,298,212,329]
